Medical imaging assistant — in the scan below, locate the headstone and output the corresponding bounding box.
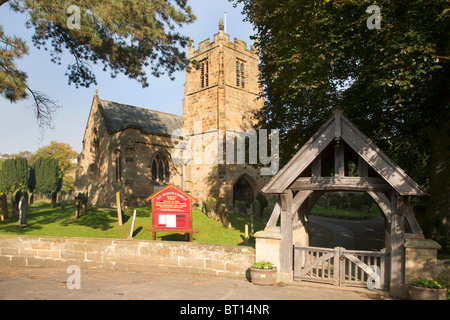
[13,191,22,217]
[203,198,218,220]
[59,191,65,209]
[202,198,231,228]
[51,191,57,208]
[18,195,28,226]
[74,193,82,219]
[263,206,273,224]
[221,212,232,229]
[0,194,8,221]
[238,201,247,217]
[251,199,261,220]
[82,191,88,212]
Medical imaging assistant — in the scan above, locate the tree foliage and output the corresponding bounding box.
[32,141,78,193]
[0,157,29,194]
[236,0,449,248]
[33,157,62,194]
[1,0,195,130]
[6,0,196,88]
[32,141,77,176]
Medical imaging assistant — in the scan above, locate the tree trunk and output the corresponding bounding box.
[425,118,450,252]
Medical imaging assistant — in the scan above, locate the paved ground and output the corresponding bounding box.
[0,265,390,301]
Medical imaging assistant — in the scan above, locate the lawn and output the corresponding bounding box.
[0,202,265,247]
[0,202,381,246]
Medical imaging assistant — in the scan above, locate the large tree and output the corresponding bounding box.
[1,0,195,129]
[236,0,449,250]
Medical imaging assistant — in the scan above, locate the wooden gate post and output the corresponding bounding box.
[280,190,294,282]
[390,194,405,297]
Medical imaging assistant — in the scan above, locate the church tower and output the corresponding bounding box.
[181,19,267,206]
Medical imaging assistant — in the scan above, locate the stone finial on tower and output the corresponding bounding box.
[219,18,224,31]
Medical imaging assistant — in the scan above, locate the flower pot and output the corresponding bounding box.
[250,267,277,286]
[408,284,447,300]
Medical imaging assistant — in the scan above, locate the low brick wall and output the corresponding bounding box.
[0,235,255,278]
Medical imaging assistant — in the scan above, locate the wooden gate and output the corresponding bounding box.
[293,244,389,289]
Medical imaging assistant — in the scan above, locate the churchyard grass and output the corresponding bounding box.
[0,202,265,247]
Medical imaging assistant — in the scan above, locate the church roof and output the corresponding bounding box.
[97,99,182,136]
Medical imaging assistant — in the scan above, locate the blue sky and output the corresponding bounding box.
[0,0,255,154]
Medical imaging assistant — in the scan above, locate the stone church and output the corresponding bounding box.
[74,20,271,208]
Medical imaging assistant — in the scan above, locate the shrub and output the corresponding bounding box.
[251,261,276,270]
[410,277,446,289]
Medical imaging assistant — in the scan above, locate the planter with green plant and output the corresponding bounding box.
[408,277,447,300]
[250,261,277,286]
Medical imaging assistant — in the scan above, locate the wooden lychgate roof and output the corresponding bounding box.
[262,109,426,196]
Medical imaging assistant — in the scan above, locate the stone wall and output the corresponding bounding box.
[0,235,255,278]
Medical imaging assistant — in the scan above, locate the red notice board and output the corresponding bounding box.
[145,185,197,233]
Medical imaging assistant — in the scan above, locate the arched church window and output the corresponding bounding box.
[114,149,122,182]
[152,151,170,183]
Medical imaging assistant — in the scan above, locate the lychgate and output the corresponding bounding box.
[255,108,427,297]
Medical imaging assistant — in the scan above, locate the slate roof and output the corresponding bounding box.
[97,99,182,136]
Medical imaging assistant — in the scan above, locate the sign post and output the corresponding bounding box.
[145,185,198,241]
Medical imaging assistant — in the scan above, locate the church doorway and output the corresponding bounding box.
[233,176,254,207]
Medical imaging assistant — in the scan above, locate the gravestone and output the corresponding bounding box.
[59,191,65,209]
[251,199,261,220]
[51,191,57,208]
[0,194,8,221]
[263,206,273,224]
[18,195,28,227]
[82,191,88,212]
[237,201,247,217]
[12,191,22,217]
[202,197,231,228]
[74,193,82,219]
